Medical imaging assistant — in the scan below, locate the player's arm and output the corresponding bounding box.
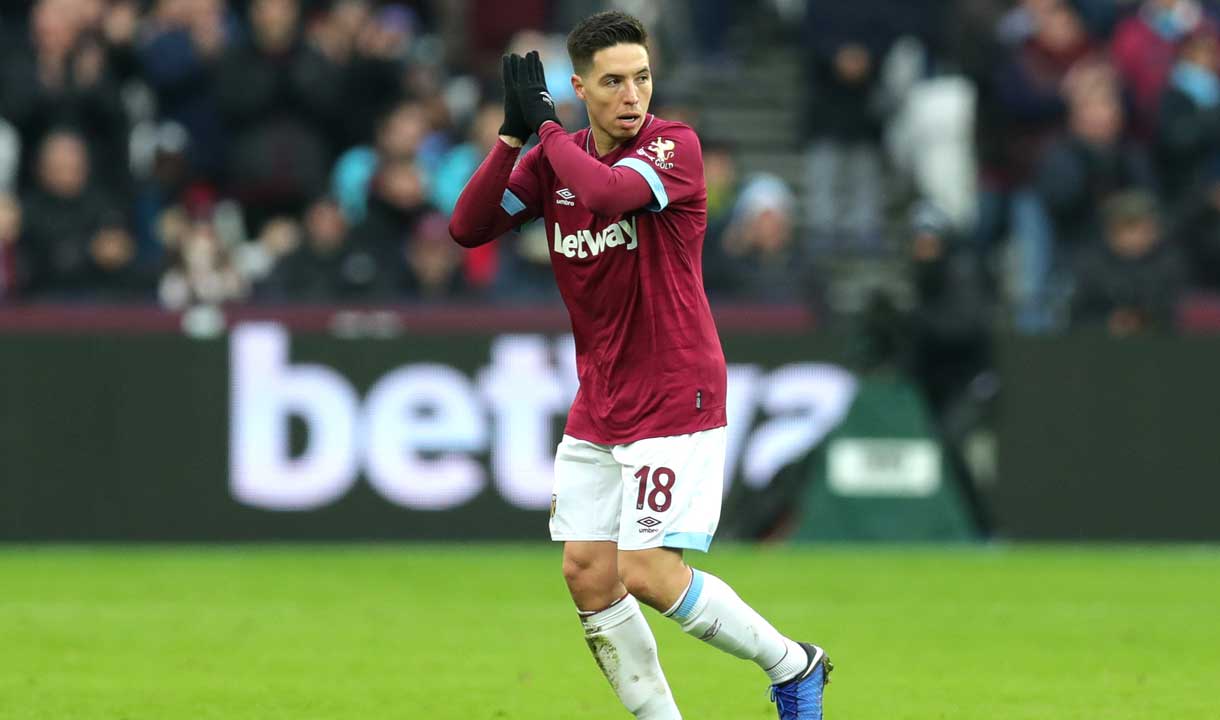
[449,55,541,248]
[536,122,655,215]
[448,139,540,247]
[511,51,654,216]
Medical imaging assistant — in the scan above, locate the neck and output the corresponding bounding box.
[591,124,626,157]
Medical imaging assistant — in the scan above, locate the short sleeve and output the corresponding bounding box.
[503,144,546,221]
[612,125,704,212]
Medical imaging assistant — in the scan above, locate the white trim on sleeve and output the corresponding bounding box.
[613,157,669,212]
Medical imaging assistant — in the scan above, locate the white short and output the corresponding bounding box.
[548,427,726,552]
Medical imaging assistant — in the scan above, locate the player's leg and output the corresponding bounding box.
[616,546,812,685]
[614,428,830,718]
[562,540,625,610]
[551,435,682,720]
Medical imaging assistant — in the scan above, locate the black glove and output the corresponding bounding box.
[512,50,561,133]
[498,54,530,141]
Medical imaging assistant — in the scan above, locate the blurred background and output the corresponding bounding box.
[2,0,1219,543]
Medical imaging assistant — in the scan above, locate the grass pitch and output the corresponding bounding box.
[1,544,1217,719]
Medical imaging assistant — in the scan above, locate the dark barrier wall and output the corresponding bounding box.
[996,335,1220,540]
[0,317,855,540]
[5,318,1219,541]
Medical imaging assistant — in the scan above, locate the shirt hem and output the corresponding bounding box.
[563,410,727,447]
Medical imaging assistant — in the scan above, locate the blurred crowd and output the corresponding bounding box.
[0,0,1218,339]
[797,0,1220,338]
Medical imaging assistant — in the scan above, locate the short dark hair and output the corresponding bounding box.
[567,11,648,74]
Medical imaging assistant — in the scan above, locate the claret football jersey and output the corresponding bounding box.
[500,115,727,444]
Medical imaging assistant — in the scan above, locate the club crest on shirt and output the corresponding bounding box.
[639,137,675,170]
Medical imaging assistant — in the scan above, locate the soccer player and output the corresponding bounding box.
[449,11,831,719]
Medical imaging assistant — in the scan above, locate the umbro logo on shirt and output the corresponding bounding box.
[555,188,576,206]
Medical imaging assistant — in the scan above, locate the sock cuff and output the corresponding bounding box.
[578,592,629,618]
[581,593,640,631]
[664,569,705,621]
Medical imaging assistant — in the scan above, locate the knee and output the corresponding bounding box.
[562,552,597,589]
[562,547,616,593]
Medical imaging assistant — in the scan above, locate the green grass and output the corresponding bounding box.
[1,544,1218,719]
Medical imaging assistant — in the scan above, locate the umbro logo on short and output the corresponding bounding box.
[637,516,661,528]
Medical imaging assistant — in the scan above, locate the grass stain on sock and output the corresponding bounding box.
[585,635,621,692]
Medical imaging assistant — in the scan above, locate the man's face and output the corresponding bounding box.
[1109,218,1159,259]
[1071,88,1122,145]
[306,199,346,252]
[39,133,88,198]
[572,43,652,143]
[252,0,298,53]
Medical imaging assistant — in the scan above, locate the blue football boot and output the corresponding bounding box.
[770,643,832,719]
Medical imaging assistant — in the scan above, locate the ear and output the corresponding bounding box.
[571,73,585,101]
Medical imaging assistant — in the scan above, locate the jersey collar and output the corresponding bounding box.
[585,114,656,161]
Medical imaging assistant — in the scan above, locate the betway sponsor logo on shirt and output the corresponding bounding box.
[552,217,638,259]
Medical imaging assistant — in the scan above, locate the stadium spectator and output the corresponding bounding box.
[0,0,131,195]
[216,0,343,232]
[1036,61,1155,248]
[0,118,19,194]
[800,1,904,254]
[235,214,302,288]
[0,192,25,299]
[974,0,1098,256]
[138,0,236,182]
[311,1,416,151]
[98,0,142,79]
[158,211,246,310]
[491,222,560,303]
[0,0,1209,328]
[1026,60,1154,328]
[432,102,501,215]
[904,201,993,417]
[343,156,433,299]
[402,211,469,301]
[19,129,131,298]
[700,142,741,297]
[703,141,739,247]
[900,199,996,534]
[258,195,362,302]
[332,100,431,224]
[432,101,502,291]
[1169,161,1220,290]
[1111,0,1217,138]
[83,214,152,302]
[1072,190,1186,334]
[712,173,808,302]
[130,121,198,272]
[1156,25,1220,204]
